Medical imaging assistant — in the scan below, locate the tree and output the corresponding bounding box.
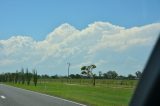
[81,64,96,86]
[135,71,142,79]
[41,74,50,79]
[25,68,32,85]
[21,68,25,84]
[69,74,81,79]
[69,74,76,78]
[33,69,38,86]
[15,70,19,84]
[51,75,58,79]
[103,71,118,79]
[117,75,126,80]
[128,74,136,80]
[99,71,103,79]
[75,74,81,78]
[11,73,15,83]
[18,71,22,84]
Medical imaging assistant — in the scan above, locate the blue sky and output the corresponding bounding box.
[0,0,160,40]
[0,0,160,76]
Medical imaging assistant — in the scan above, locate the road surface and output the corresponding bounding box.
[0,84,86,106]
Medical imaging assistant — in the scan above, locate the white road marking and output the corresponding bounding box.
[0,95,6,99]
[0,84,86,106]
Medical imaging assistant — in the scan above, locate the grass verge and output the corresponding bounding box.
[6,82,135,106]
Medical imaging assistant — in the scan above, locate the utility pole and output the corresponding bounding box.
[67,62,70,82]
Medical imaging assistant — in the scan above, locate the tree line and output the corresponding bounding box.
[68,70,142,80]
[80,64,142,86]
[0,70,142,82]
[0,65,142,87]
[0,68,38,86]
[29,71,141,80]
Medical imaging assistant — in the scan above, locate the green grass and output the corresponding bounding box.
[6,80,136,106]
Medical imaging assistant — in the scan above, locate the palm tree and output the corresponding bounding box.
[81,64,96,86]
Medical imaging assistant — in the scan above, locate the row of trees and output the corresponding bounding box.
[32,71,141,80]
[101,70,142,79]
[0,65,142,87]
[80,64,142,86]
[0,68,38,86]
[0,70,141,81]
[24,70,142,80]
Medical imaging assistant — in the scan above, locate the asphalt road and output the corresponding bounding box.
[0,84,86,106]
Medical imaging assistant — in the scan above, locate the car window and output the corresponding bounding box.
[0,1,159,106]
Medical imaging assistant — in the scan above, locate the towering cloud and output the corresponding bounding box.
[0,22,159,75]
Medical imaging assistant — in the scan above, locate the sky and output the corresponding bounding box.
[0,0,160,76]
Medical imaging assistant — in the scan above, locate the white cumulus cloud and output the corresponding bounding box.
[0,22,159,75]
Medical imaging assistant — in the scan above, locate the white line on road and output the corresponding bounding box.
[0,95,6,99]
[0,84,86,106]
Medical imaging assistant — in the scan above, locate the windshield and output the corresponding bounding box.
[0,0,159,106]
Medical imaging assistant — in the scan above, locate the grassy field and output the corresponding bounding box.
[6,79,137,106]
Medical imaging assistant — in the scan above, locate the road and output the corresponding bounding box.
[0,84,86,106]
